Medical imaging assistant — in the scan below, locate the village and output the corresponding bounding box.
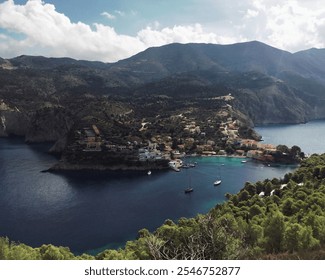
[61,103,299,171]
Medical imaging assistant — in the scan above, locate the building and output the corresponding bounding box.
[83,125,102,151]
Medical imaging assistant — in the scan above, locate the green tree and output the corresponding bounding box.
[263,211,285,253]
[264,181,273,196]
[300,226,320,250]
[39,244,74,260]
[281,198,296,216]
[283,223,303,252]
[0,237,9,260]
[238,190,250,202]
[249,205,263,219]
[245,223,263,246]
[276,145,290,154]
[245,182,256,196]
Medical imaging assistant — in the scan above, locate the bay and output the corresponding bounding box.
[0,137,297,255]
[255,119,325,155]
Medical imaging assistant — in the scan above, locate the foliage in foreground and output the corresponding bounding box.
[1,154,325,260]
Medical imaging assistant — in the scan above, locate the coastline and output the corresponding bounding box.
[47,161,169,172]
[46,154,248,173]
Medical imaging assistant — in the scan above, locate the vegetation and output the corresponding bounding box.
[1,154,325,260]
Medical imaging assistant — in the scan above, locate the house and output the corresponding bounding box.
[240,139,258,150]
[83,126,102,151]
[247,150,264,159]
[235,150,245,156]
[84,128,96,142]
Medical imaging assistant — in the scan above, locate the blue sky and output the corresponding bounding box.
[0,0,325,62]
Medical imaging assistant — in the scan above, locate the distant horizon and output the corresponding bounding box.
[1,0,325,62]
[2,40,324,64]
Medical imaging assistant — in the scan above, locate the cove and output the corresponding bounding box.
[0,137,297,255]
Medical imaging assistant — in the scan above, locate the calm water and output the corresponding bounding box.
[3,118,323,255]
[255,119,325,154]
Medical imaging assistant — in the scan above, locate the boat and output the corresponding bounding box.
[214,179,222,186]
[147,170,151,175]
[241,160,247,163]
[214,165,222,186]
[184,170,194,194]
[184,188,194,194]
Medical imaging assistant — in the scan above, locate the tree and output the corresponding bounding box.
[249,205,263,219]
[0,238,40,260]
[290,145,301,158]
[303,213,325,243]
[244,182,256,196]
[300,226,320,251]
[283,223,303,252]
[276,144,290,154]
[238,190,250,202]
[245,224,263,246]
[264,181,273,196]
[281,198,297,216]
[0,237,9,260]
[263,211,285,253]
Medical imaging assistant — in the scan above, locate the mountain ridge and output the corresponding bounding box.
[1,40,325,145]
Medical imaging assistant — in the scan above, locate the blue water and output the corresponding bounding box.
[0,124,313,255]
[255,119,325,155]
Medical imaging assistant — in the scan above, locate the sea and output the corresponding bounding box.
[1,120,324,255]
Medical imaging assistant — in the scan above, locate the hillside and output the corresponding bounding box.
[1,41,325,152]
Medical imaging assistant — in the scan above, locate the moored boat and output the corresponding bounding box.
[214,179,222,186]
[184,188,194,193]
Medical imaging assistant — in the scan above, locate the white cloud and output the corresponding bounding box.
[248,0,325,51]
[0,0,145,61]
[0,0,324,62]
[101,12,116,20]
[0,0,238,62]
[137,24,242,47]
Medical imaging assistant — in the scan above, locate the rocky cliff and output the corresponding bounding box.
[0,101,74,153]
[0,101,29,137]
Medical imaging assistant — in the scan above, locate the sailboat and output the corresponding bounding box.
[184,187,194,193]
[184,170,194,193]
[214,165,222,186]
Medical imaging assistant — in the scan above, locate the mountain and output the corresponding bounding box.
[2,40,325,143]
[112,41,325,123]
[111,41,325,84]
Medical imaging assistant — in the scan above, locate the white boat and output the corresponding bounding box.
[214,165,222,186]
[147,170,151,175]
[214,179,222,186]
[184,188,194,194]
[241,160,247,163]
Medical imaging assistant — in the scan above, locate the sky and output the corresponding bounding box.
[0,0,325,62]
